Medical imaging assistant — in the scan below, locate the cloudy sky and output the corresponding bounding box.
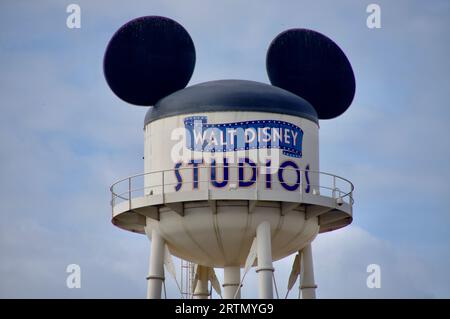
[1,0,449,298]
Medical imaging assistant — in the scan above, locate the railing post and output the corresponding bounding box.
[162,171,165,199]
[299,168,302,195]
[128,177,132,210]
[208,164,211,200]
[332,175,336,198]
[255,164,258,200]
[111,188,114,209]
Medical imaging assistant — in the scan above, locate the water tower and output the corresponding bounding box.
[104,16,355,299]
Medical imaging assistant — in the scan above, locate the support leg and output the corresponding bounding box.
[193,265,209,299]
[223,266,241,299]
[145,227,165,299]
[300,243,317,299]
[256,221,274,299]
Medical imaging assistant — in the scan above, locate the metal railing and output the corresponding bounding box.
[110,165,354,210]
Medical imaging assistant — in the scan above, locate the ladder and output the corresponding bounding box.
[180,259,193,299]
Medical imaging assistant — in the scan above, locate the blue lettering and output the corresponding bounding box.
[305,164,311,193]
[188,160,201,189]
[174,162,183,191]
[278,160,300,191]
[265,160,272,189]
[211,159,229,188]
[239,158,256,187]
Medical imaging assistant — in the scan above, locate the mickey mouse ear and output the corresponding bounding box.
[103,16,196,106]
[266,29,355,119]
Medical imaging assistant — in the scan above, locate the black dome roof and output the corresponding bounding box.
[144,80,318,126]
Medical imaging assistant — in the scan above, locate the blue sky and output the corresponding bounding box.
[0,0,449,298]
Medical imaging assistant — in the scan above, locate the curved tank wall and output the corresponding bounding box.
[143,111,321,267]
